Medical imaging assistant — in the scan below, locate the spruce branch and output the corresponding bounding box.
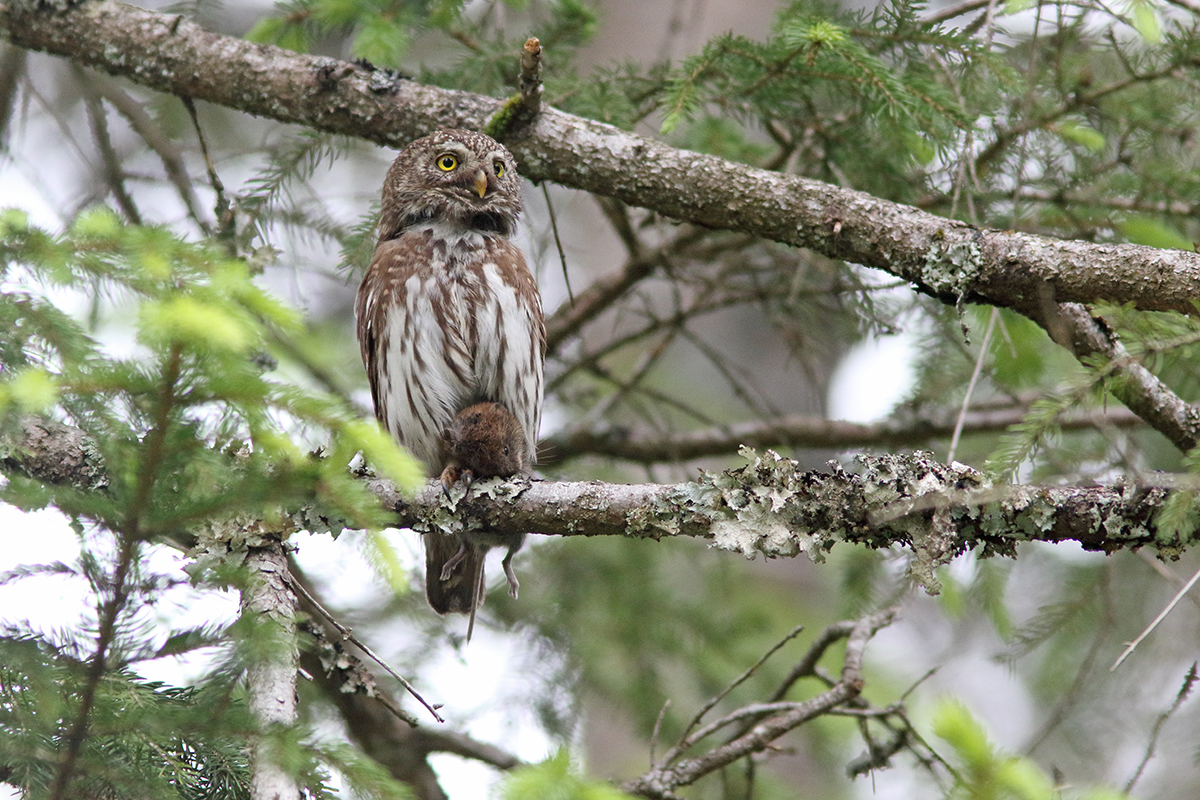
[48,342,185,800]
[78,71,142,226]
[2,1,1199,319]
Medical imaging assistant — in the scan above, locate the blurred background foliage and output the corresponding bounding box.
[3,0,1200,797]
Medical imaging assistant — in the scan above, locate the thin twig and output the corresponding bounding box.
[649,698,671,768]
[1112,563,1200,671]
[921,0,991,25]
[541,183,573,304]
[300,618,420,728]
[182,96,233,242]
[1024,564,1114,754]
[284,572,445,723]
[1138,552,1200,610]
[518,37,543,118]
[79,78,142,225]
[84,73,214,236]
[1124,663,1198,793]
[547,397,1144,465]
[669,625,804,761]
[947,307,998,463]
[621,609,897,798]
[769,621,857,703]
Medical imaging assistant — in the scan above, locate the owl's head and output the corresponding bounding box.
[377,129,522,242]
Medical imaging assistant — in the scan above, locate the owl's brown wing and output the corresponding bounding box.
[355,241,399,438]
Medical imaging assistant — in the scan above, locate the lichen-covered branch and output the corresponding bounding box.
[2,1,1199,319]
[347,449,1187,595]
[6,419,1191,581]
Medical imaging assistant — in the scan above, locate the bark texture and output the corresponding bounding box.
[240,541,300,800]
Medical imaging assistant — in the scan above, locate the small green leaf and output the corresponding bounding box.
[498,749,637,800]
[660,78,697,135]
[996,757,1055,800]
[347,420,425,496]
[1004,0,1035,11]
[352,13,410,67]
[246,17,311,53]
[0,208,29,236]
[313,0,363,27]
[7,368,59,412]
[932,698,993,766]
[429,0,466,26]
[1078,788,1131,800]
[1129,0,1162,43]
[1055,121,1105,152]
[245,17,285,44]
[365,529,413,593]
[139,295,253,352]
[902,130,936,165]
[71,206,121,240]
[780,19,846,47]
[801,20,846,45]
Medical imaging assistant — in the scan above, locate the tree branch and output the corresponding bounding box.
[620,609,897,798]
[2,1,1199,318]
[545,404,1145,464]
[240,538,300,800]
[292,562,522,800]
[7,419,1194,580]
[1026,302,1200,453]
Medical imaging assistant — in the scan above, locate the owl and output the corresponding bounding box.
[355,130,545,621]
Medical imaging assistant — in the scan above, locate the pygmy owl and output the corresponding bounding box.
[355,129,545,624]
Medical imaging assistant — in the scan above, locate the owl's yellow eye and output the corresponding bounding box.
[494,161,505,178]
[437,154,458,171]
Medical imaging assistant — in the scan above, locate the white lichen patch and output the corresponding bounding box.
[700,447,828,561]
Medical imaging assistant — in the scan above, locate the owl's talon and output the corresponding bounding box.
[439,466,475,498]
[439,465,460,497]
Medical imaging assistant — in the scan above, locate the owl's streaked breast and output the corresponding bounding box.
[356,227,544,473]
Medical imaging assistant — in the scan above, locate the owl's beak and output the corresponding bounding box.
[473,170,488,199]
